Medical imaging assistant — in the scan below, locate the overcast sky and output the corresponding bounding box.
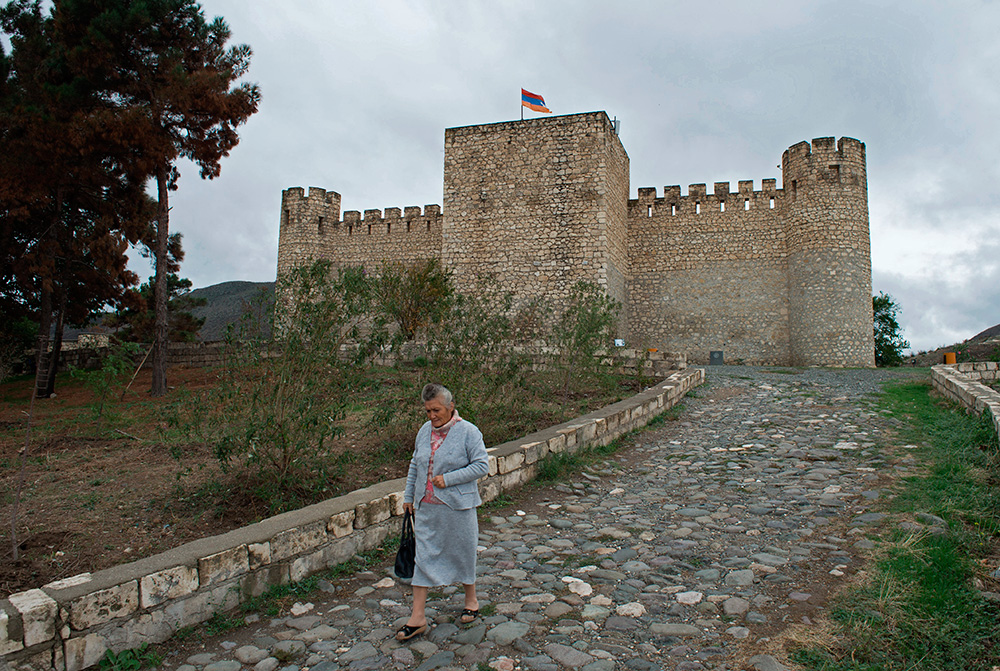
[134,0,998,353]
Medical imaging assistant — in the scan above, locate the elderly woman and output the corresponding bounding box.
[396,383,490,642]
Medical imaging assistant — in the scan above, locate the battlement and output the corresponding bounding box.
[782,136,865,167]
[629,179,781,216]
[338,204,442,234]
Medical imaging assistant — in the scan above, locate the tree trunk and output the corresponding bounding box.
[151,166,170,396]
[33,284,53,399]
[44,288,67,397]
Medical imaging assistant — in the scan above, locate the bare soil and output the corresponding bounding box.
[0,365,630,596]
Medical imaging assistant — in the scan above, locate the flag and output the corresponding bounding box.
[521,88,551,113]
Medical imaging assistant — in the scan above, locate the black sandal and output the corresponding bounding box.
[395,623,427,641]
[459,608,479,624]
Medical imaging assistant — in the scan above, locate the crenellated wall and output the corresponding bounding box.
[627,179,791,364]
[276,113,873,367]
[276,188,443,277]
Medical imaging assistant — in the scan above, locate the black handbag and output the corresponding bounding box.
[394,509,416,579]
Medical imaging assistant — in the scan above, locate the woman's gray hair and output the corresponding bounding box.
[422,383,453,406]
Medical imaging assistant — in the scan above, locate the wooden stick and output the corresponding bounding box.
[121,345,153,401]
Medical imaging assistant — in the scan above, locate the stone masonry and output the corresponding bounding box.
[277,111,874,367]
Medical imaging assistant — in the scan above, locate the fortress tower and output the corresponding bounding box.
[782,137,873,367]
[442,112,630,331]
[276,187,341,276]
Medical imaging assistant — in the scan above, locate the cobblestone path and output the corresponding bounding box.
[161,366,926,671]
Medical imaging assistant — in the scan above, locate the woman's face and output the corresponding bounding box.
[425,396,455,428]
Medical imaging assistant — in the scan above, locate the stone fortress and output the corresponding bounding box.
[277,111,873,367]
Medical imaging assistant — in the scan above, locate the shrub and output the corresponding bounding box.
[551,282,621,410]
[182,261,379,511]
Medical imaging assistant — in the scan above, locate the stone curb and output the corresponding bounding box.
[931,362,1000,443]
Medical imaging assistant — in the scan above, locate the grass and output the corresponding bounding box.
[791,381,1000,670]
[98,644,162,671]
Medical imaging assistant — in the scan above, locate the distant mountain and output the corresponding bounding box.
[187,281,275,341]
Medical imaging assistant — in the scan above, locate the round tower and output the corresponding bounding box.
[276,186,341,278]
[782,137,873,367]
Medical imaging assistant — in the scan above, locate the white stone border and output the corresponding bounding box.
[931,362,1000,443]
[1,369,703,671]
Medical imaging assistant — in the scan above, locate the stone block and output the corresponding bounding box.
[547,434,566,454]
[521,441,541,464]
[1,605,24,654]
[270,521,328,562]
[64,633,107,671]
[327,510,355,538]
[324,534,360,568]
[479,478,501,504]
[242,565,289,599]
[163,584,238,631]
[355,496,391,529]
[498,450,525,475]
[140,565,199,608]
[360,523,392,554]
[8,589,58,646]
[67,582,138,631]
[290,549,326,582]
[199,546,249,587]
[248,543,271,570]
[43,574,92,591]
[558,427,578,448]
[578,420,597,444]
[487,454,499,476]
[388,491,405,516]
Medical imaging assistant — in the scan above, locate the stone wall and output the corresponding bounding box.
[53,343,226,373]
[442,113,631,329]
[276,187,443,278]
[627,180,790,364]
[0,369,704,671]
[931,362,1000,444]
[276,113,874,368]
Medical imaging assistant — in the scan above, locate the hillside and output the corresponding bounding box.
[186,281,274,341]
[905,321,1000,366]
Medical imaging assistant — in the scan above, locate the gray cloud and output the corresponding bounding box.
[122,0,999,352]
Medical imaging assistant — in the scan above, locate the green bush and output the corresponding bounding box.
[552,282,620,411]
[180,261,379,512]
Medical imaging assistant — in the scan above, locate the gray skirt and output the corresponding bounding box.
[412,503,478,587]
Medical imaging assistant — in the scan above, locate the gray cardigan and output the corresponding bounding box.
[403,420,489,510]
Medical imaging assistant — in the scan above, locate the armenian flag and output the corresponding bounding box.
[521,88,551,113]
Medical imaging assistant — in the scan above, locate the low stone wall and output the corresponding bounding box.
[931,362,1000,443]
[0,369,704,671]
[54,343,227,373]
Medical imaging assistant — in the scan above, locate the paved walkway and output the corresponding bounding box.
[160,366,926,671]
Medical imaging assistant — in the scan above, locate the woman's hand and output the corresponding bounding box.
[432,475,446,488]
[404,502,414,514]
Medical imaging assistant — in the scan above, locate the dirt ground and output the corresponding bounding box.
[0,365,628,596]
[0,366,420,596]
